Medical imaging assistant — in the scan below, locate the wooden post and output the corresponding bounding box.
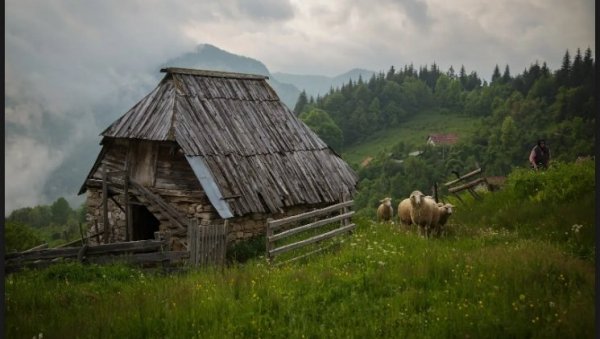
[124,170,132,241]
[102,168,109,244]
[222,220,229,267]
[433,182,439,203]
[266,218,273,264]
[78,222,85,246]
[94,220,101,244]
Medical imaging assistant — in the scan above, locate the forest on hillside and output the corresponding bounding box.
[296,48,595,210]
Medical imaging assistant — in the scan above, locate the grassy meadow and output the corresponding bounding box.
[5,160,595,338]
[341,110,482,166]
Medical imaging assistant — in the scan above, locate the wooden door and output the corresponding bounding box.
[130,140,158,186]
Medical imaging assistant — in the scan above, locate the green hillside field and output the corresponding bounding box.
[341,110,482,167]
[6,159,595,338]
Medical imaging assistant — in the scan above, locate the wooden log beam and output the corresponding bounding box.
[268,201,354,230]
[269,223,355,257]
[6,240,166,261]
[444,168,482,187]
[269,211,355,242]
[447,177,487,194]
[23,243,49,252]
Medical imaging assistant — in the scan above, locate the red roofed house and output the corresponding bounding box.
[426,133,459,146]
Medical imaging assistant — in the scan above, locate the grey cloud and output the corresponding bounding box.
[234,0,295,21]
[389,0,433,30]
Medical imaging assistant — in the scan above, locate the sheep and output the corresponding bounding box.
[437,203,454,227]
[409,191,438,237]
[397,198,413,226]
[426,202,455,237]
[377,197,394,223]
[434,203,454,236]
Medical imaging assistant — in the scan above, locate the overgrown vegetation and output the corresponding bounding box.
[449,158,595,261]
[6,159,595,338]
[299,48,594,170]
[5,197,88,250]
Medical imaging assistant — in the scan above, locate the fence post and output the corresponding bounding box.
[124,170,132,241]
[102,168,109,244]
[188,219,197,266]
[221,220,228,267]
[266,218,273,264]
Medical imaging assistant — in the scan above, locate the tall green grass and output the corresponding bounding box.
[449,159,595,261]
[6,218,594,338]
[6,159,594,338]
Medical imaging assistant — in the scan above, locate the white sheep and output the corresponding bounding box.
[377,197,394,223]
[433,203,454,236]
[409,191,438,237]
[397,198,413,226]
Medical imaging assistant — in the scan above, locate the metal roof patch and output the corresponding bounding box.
[185,155,234,219]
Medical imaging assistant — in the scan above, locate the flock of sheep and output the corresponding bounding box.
[376,191,454,237]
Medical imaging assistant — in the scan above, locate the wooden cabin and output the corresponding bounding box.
[79,68,358,251]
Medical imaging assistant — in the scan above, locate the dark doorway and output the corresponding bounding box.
[131,205,160,240]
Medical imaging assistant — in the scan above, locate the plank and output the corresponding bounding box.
[268,201,354,230]
[269,211,355,242]
[448,177,487,193]
[6,240,166,261]
[444,168,483,187]
[269,223,355,257]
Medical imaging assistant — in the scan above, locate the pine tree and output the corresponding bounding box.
[293,90,308,115]
[386,66,396,80]
[502,65,511,83]
[459,65,467,88]
[556,49,571,87]
[491,64,501,84]
[570,48,584,87]
[447,65,456,79]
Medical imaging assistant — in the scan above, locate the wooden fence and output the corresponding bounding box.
[443,167,489,203]
[266,200,355,265]
[188,220,228,267]
[5,236,188,273]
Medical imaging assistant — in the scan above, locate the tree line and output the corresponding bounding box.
[5,197,87,251]
[294,48,595,210]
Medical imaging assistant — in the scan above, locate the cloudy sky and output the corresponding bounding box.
[4,0,595,213]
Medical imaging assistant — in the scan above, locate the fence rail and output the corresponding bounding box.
[266,200,354,265]
[4,236,187,273]
[443,167,489,203]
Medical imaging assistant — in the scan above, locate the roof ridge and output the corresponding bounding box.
[161,67,269,80]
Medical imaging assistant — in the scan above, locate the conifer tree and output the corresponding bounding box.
[386,66,396,80]
[293,90,308,115]
[459,65,467,88]
[570,48,584,87]
[556,49,571,86]
[502,65,511,83]
[491,64,501,84]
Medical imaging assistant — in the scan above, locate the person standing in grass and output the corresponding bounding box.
[529,139,550,170]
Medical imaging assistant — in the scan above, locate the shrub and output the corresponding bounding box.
[4,221,44,252]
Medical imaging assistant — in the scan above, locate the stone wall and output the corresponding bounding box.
[85,187,332,251]
[85,189,128,245]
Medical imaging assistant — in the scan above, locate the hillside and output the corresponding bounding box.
[340,110,482,166]
[6,159,595,337]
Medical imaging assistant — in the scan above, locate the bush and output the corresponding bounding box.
[4,221,44,252]
[450,159,595,260]
[226,235,266,263]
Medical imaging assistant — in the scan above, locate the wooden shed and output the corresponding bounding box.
[79,67,358,252]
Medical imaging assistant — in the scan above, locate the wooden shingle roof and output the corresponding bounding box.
[99,68,358,216]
